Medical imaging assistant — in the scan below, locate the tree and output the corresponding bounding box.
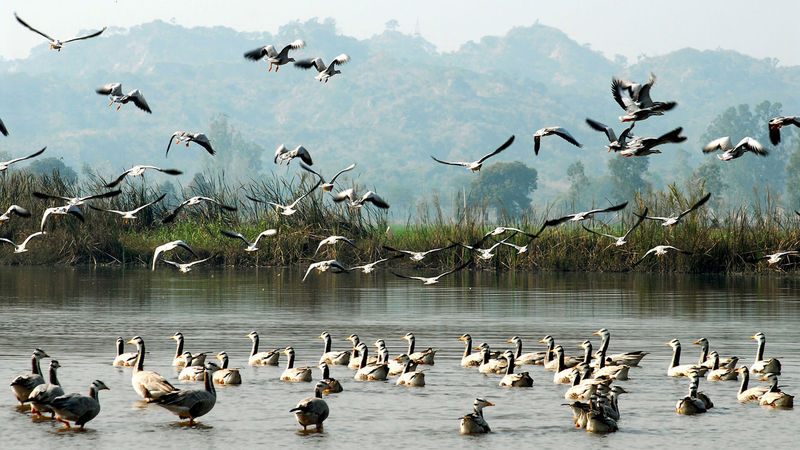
[468,161,537,217]
[205,114,265,180]
[607,156,650,201]
[27,157,78,183]
[566,161,591,209]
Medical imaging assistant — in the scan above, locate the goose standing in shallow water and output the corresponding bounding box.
[402,332,436,364]
[666,339,707,377]
[127,336,178,401]
[290,381,330,432]
[318,331,351,366]
[758,373,794,408]
[212,352,241,385]
[152,366,216,424]
[25,360,63,416]
[317,362,342,393]
[459,398,493,434]
[113,337,138,366]
[50,380,109,430]
[736,366,769,402]
[10,348,48,404]
[246,331,280,366]
[751,332,782,375]
[498,351,533,387]
[281,347,312,382]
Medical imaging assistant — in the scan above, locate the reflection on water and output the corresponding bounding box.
[1,267,797,448]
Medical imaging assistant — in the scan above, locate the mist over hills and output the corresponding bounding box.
[1,18,797,215]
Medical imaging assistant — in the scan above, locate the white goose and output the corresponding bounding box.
[96,83,151,113]
[245,40,306,71]
[0,147,45,173]
[703,136,767,161]
[430,135,515,173]
[14,13,105,51]
[750,332,781,375]
[221,229,277,253]
[0,231,44,253]
[152,240,198,271]
[105,166,182,188]
[89,193,166,224]
[295,54,351,82]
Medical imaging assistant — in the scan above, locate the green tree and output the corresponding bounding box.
[691,159,727,208]
[205,114,266,180]
[566,161,591,209]
[27,157,78,183]
[607,156,650,201]
[468,161,537,217]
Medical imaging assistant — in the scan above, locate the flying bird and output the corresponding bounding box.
[302,260,351,282]
[639,193,711,227]
[88,193,166,223]
[314,235,358,256]
[96,83,151,113]
[33,189,121,206]
[295,54,351,82]
[633,245,691,266]
[383,243,458,262]
[533,127,581,155]
[392,261,471,285]
[40,205,84,231]
[703,137,767,161]
[351,257,397,274]
[483,223,547,240]
[768,116,800,145]
[611,73,677,122]
[582,208,648,246]
[152,240,198,271]
[764,251,799,266]
[431,135,515,173]
[544,202,628,227]
[274,145,313,166]
[221,229,277,253]
[585,119,635,152]
[163,257,212,273]
[300,162,356,192]
[247,180,321,216]
[244,40,306,71]
[618,128,686,157]
[162,196,237,223]
[457,236,515,261]
[0,231,45,253]
[0,117,8,136]
[0,205,31,224]
[332,189,390,211]
[166,132,215,157]
[15,13,105,51]
[0,147,45,173]
[105,166,182,188]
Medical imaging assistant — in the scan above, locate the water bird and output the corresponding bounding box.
[49,380,109,430]
[166,132,215,157]
[507,336,546,365]
[221,229,277,253]
[14,13,105,51]
[585,118,635,152]
[459,398,493,434]
[96,83,151,113]
[300,162,356,192]
[612,73,677,122]
[127,336,178,400]
[591,348,629,380]
[33,189,120,206]
[295,54,350,82]
[152,366,216,424]
[281,347,312,382]
[302,259,351,282]
[430,135,515,173]
[314,235,358,256]
[212,352,242,385]
[395,358,426,387]
[353,343,388,381]
[586,407,618,433]
[152,241,198,271]
[593,328,649,366]
[113,337,138,367]
[89,193,166,223]
[707,355,739,381]
[246,331,280,366]
[178,352,211,381]
[105,166,182,188]
[317,362,342,393]
[274,144,313,166]
[25,360,63,417]
[383,243,457,262]
[318,331,351,366]
[582,208,647,247]
[346,334,378,369]
[402,332,437,364]
[758,373,793,408]
[764,250,799,265]
[666,339,707,377]
[332,188,390,211]
[498,351,533,387]
[750,332,781,375]
[171,332,206,367]
[0,117,7,136]
[736,366,769,402]
[545,202,628,227]
[10,348,49,404]
[539,335,581,370]
[0,147,45,173]
[391,260,471,285]
[703,136,767,161]
[477,344,508,374]
[0,231,44,253]
[634,245,691,266]
[290,381,330,432]
[40,205,84,231]
[163,257,212,273]
[675,372,707,415]
[639,192,711,227]
[768,116,800,145]
[244,40,306,71]
[483,224,546,240]
[351,257,395,274]
[162,196,237,223]
[248,179,321,216]
[532,127,581,155]
[618,127,686,157]
[458,334,484,368]
[456,235,514,261]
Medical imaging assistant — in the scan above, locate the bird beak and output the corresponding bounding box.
[692,340,701,345]
[665,343,671,346]
[401,336,408,341]
[750,336,756,340]
[486,402,495,407]
[592,332,600,336]
[506,340,513,343]
[126,340,135,345]
[457,336,466,341]
[473,347,482,351]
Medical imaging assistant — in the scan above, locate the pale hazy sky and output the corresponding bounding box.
[2,0,799,65]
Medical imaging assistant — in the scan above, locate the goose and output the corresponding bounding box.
[113,337,138,367]
[332,188,390,210]
[483,224,546,240]
[395,358,426,387]
[33,189,120,207]
[736,366,769,402]
[402,332,437,364]
[0,117,7,136]
[676,373,707,415]
[49,380,109,430]
[545,202,628,227]
[300,162,356,192]
[750,332,781,375]
[353,343,389,381]
[593,328,648,366]
[0,231,44,253]
[25,360,63,416]
[351,257,395,274]
[166,132,215,157]
[14,13,105,51]
[692,338,735,369]
[498,351,533,387]
[507,336,546,365]
[0,147,45,173]
[89,193,167,224]
[600,386,628,421]
[96,83,151,113]
[290,381,330,432]
[248,179,321,217]
[245,40,306,71]
[317,362,342,393]
[345,334,378,369]
[162,196,237,223]
[392,260,471,285]
[640,192,711,227]
[764,251,799,265]
[281,347,312,382]
[612,73,677,122]
[105,166,182,188]
[585,118,635,152]
[162,257,212,273]
[127,336,178,400]
[618,128,686,156]
[666,339,707,377]
[566,400,592,429]
[477,345,508,374]
[170,332,208,367]
[553,346,580,383]
[212,352,242,385]
[10,348,48,404]
[383,243,458,262]
[39,205,82,231]
[458,334,484,368]
[152,241,198,271]
[585,407,618,433]
[592,348,630,380]
[459,398,493,434]
[456,236,513,261]
[314,235,358,256]
[274,144,313,166]
[758,373,794,408]
[295,54,350,82]
[539,335,581,370]
[152,366,216,424]
[634,245,691,266]
[582,208,647,247]
[246,331,280,366]
[768,116,800,145]
[431,135,515,173]
[0,205,31,223]
[387,353,419,376]
[707,356,739,381]
[565,365,608,401]
[221,229,277,253]
[318,331,351,366]
[302,259,351,282]
[178,353,211,381]
[703,136,767,161]
[532,127,581,155]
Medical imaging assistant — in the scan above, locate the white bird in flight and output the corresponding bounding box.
[314,235,358,256]
[244,40,306,71]
[40,205,84,231]
[0,231,44,253]
[392,261,471,285]
[300,163,356,192]
[162,196,237,223]
[248,180,321,217]
[163,257,212,273]
[33,189,121,206]
[88,194,166,224]
[152,240,198,271]
[703,137,767,161]
[582,208,648,246]
[302,260,351,282]
[96,83,152,113]
[764,251,799,266]
[0,147,46,173]
[383,244,458,262]
[431,135,515,173]
[274,145,313,166]
[634,245,690,266]
[295,54,350,82]
[351,257,396,274]
[166,132,215,157]
[105,166,182,188]
[532,127,581,155]
[332,189,390,211]
[640,193,711,227]
[0,205,31,224]
[221,229,277,253]
[14,13,106,52]
[545,202,628,227]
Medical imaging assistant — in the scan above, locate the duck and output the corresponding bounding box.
[178,352,213,381]
[750,332,781,375]
[676,373,707,415]
[402,332,436,365]
[498,351,533,387]
[152,366,216,424]
[591,348,630,380]
[246,331,280,366]
[171,332,206,367]
[736,366,770,402]
[212,352,241,385]
[666,339,707,377]
[317,362,343,393]
[758,373,794,408]
[593,328,648,366]
[25,360,64,417]
[127,336,178,401]
[477,345,508,374]
[458,334,484,368]
[280,347,312,382]
[10,348,49,404]
[353,343,389,381]
[318,331,351,366]
[459,398,493,434]
[395,358,426,387]
[707,355,739,381]
[290,381,330,432]
[345,334,378,369]
[49,380,109,430]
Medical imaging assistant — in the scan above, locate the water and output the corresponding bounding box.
[1,267,798,448]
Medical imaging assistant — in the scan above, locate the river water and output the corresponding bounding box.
[1,267,798,448]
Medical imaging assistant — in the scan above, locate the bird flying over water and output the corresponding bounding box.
[166,132,215,157]
[392,261,471,285]
[703,137,767,161]
[162,196,237,223]
[383,244,458,262]
[314,235,358,256]
[221,229,277,253]
[105,166,182,188]
[0,231,44,253]
[274,145,313,166]
[15,13,105,52]
[764,251,799,266]
[768,116,800,145]
[0,205,31,224]
[533,127,581,155]
[300,162,356,192]
[40,205,84,231]
[611,73,677,122]
[0,147,45,173]
[639,193,711,227]
[545,202,628,227]
[431,135,515,173]
[152,240,198,271]
[295,54,350,82]
[582,208,647,246]
[163,257,212,274]
[96,83,151,113]
[248,180,321,217]
[88,193,166,223]
[633,245,691,266]
[302,260,351,282]
[244,40,306,71]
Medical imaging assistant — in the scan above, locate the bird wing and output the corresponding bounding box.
[544,215,575,227]
[273,144,288,163]
[290,180,322,207]
[302,264,317,282]
[361,191,390,209]
[331,188,355,203]
[622,207,648,239]
[165,132,182,157]
[294,57,326,72]
[200,197,237,211]
[161,200,188,223]
[190,133,215,155]
[32,191,71,202]
[422,243,459,255]
[155,167,183,176]
[5,147,46,166]
[174,241,198,258]
[14,13,55,41]
[0,118,7,136]
[618,122,636,144]
[533,135,541,155]
[245,195,265,204]
[611,78,634,111]
[80,190,122,202]
[581,225,618,240]
[382,245,415,256]
[552,128,582,148]
[62,27,106,43]
[295,146,313,165]
[162,260,182,269]
[221,230,253,247]
[477,135,515,164]
[584,201,628,216]
[185,257,212,267]
[654,127,686,146]
[636,73,656,106]
[105,169,133,188]
[329,163,356,183]
[127,90,152,113]
[585,118,616,143]
[391,271,427,282]
[7,205,31,217]
[736,137,767,156]
[678,192,711,219]
[87,204,123,215]
[131,193,167,213]
[0,237,17,247]
[21,232,44,247]
[252,229,277,246]
[243,46,269,60]
[703,137,731,153]
[633,248,658,266]
[769,125,782,146]
[96,83,122,96]
[279,40,306,57]
[430,156,469,167]
[436,260,472,280]
[330,53,351,68]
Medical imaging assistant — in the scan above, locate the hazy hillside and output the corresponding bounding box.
[1,19,798,215]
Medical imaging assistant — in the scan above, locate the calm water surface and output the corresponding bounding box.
[1,267,798,449]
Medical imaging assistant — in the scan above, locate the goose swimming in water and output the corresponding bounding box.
[736,366,769,402]
[676,372,708,415]
[0,147,45,173]
[14,13,105,52]
[507,336,546,365]
[127,336,178,401]
[10,348,48,404]
[96,83,151,113]
[666,339,707,377]
[593,328,648,366]
[750,332,781,375]
[113,337,138,367]
[166,132,215,157]
[402,333,437,365]
[212,352,242,385]
[707,355,739,381]
[317,362,342,393]
[281,347,312,382]
[395,358,426,387]
[532,127,582,155]
[318,331,351,366]
[458,334,484,368]
[477,345,508,374]
[758,373,794,408]
[459,398,493,434]
[290,381,330,432]
[152,366,216,424]
[498,351,533,387]
[431,135,515,173]
[178,352,212,381]
[353,343,389,381]
[170,332,207,367]
[295,54,350,82]
[245,40,306,71]
[50,380,109,430]
[246,331,280,366]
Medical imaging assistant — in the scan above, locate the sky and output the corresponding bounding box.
[1,0,799,65]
